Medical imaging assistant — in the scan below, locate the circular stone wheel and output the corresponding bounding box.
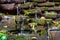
[13,0,24,3]
[0,3,15,10]
[0,0,6,3]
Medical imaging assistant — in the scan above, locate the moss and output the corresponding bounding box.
[45,11,57,16]
[33,0,46,2]
[24,10,31,15]
[55,2,60,5]
[24,9,36,15]
[39,17,46,26]
[40,2,55,6]
[14,36,27,40]
[45,19,52,23]
[38,30,46,35]
[21,2,34,7]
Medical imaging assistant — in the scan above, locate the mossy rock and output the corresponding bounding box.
[33,0,46,2]
[21,2,34,8]
[14,36,27,40]
[38,17,46,26]
[37,2,55,6]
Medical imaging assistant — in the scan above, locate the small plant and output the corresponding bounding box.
[33,22,38,27]
[38,17,46,26]
[29,21,38,31]
[56,21,60,29]
[24,10,31,16]
[45,19,52,23]
[37,30,46,35]
[31,22,38,31]
[45,11,57,16]
[24,9,35,15]
[0,30,7,40]
[51,21,59,27]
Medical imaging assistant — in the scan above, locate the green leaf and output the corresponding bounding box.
[41,30,46,35]
[46,19,52,23]
[34,22,38,27]
[39,17,46,25]
[24,10,31,16]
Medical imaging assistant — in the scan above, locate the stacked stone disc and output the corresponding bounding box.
[0,0,60,40]
[0,0,60,14]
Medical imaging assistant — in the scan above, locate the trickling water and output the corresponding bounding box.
[24,0,26,4]
[17,6,19,15]
[47,22,50,28]
[16,5,19,30]
[21,17,25,34]
[7,0,11,2]
[35,13,37,21]
[29,4,32,9]
[47,22,50,40]
[35,10,38,22]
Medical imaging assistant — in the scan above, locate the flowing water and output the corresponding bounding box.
[17,6,19,15]
[24,0,26,4]
[7,0,11,2]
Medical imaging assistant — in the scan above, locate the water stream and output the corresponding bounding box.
[47,22,50,40]
[21,17,25,35]
[7,0,11,2]
[24,0,26,4]
[17,6,19,15]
